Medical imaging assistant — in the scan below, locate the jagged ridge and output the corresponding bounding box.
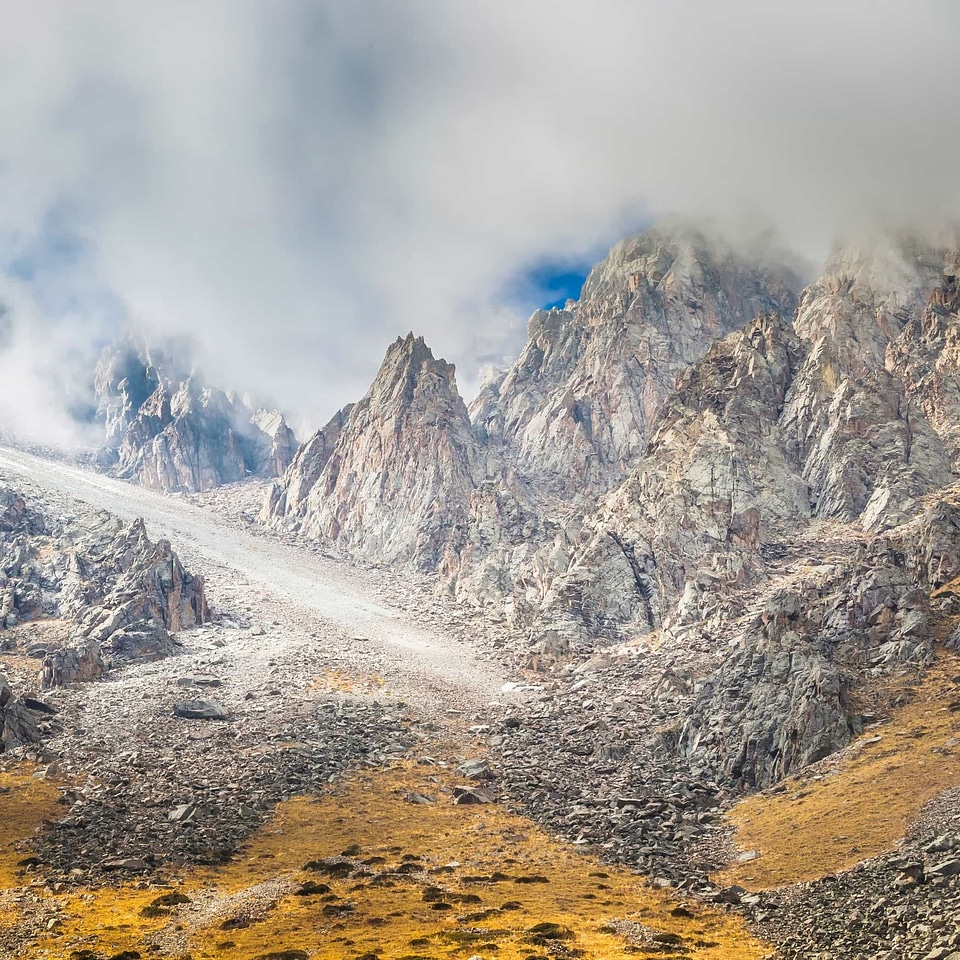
[95,337,298,493]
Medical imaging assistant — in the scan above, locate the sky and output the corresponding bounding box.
[1,1,960,443]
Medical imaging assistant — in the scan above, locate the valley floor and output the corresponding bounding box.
[0,448,769,960]
[0,447,958,959]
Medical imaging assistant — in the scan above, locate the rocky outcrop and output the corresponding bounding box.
[0,479,209,689]
[507,234,960,644]
[250,409,299,478]
[0,673,41,751]
[886,260,960,466]
[262,404,354,522]
[95,338,297,493]
[0,488,49,628]
[42,518,208,686]
[678,498,960,789]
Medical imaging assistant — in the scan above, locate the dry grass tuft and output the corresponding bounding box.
[717,653,960,890]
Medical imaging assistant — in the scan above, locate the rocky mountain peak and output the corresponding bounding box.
[94,336,297,493]
[368,332,468,424]
[783,233,960,528]
[472,223,804,496]
[793,232,955,372]
[264,334,482,571]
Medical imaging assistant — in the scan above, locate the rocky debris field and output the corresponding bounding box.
[0,451,524,954]
[751,801,960,960]
[187,470,960,959]
[31,621,423,883]
[1,444,960,958]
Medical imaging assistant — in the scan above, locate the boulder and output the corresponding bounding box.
[173,700,230,721]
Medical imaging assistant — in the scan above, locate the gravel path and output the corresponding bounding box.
[0,446,524,956]
[0,445,507,716]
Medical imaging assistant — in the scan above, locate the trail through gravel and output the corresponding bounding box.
[0,444,506,714]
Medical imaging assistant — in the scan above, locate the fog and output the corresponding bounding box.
[1,1,959,442]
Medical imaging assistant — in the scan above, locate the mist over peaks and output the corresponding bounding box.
[0,1,959,441]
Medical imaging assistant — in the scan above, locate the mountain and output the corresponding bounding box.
[265,222,960,792]
[266,223,804,603]
[264,333,484,573]
[94,337,298,493]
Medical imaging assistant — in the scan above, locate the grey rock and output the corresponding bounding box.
[177,674,223,688]
[0,673,41,751]
[173,699,230,721]
[928,857,960,879]
[168,802,197,823]
[456,758,495,781]
[42,517,209,687]
[265,333,483,572]
[452,785,495,805]
[100,858,149,872]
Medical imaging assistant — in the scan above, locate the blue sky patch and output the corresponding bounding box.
[503,260,591,314]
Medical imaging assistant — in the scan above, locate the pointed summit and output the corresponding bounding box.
[472,221,804,494]
[264,334,482,571]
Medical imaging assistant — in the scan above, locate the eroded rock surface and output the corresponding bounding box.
[0,477,209,702]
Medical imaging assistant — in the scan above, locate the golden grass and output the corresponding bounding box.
[0,768,60,887]
[0,767,61,942]
[717,654,960,890]
[29,764,768,960]
[309,669,387,695]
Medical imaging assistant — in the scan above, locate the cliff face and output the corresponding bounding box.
[472,223,802,494]
[264,334,484,571]
[541,311,810,640]
[529,233,960,789]
[781,236,955,530]
[94,339,297,493]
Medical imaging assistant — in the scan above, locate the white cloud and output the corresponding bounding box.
[0,0,959,435]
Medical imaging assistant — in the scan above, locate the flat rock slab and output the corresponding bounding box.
[173,699,230,721]
[452,784,495,805]
[168,802,197,823]
[101,858,149,872]
[177,674,223,687]
[456,758,495,781]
